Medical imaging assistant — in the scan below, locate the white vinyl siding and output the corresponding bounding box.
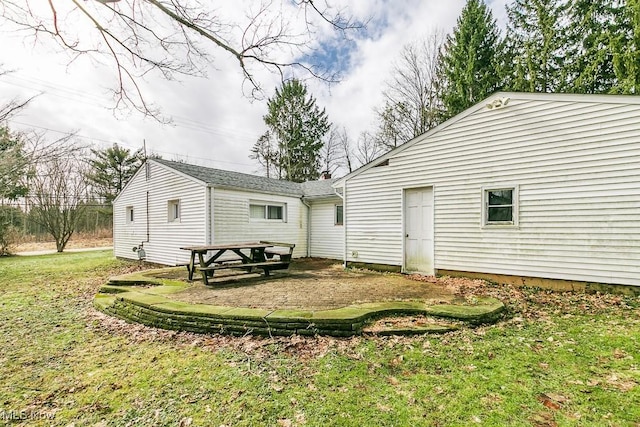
[344,94,640,286]
[309,198,344,259]
[114,161,207,265]
[113,172,148,260]
[213,189,307,258]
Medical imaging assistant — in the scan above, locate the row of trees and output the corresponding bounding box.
[377,0,640,151]
[250,78,407,181]
[258,0,639,179]
[0,109,144,255]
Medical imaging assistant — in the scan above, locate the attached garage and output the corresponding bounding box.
[334,92,640,288]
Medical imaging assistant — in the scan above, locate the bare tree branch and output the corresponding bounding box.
[0,0,364,117]
[374,32,445,151]
[27,141,89,252]
[354,131,382,167]
[0,67,39,123]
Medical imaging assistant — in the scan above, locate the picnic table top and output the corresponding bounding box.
[180,242,273,252]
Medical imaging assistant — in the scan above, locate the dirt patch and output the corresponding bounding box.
[13,236,113,252]
[168,258,462,310]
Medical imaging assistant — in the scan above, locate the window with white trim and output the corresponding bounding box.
[483,186,518,226]
[168,199,180,222]
[249,202,286,221]
[126,206,134,224]
[335,204,343,225]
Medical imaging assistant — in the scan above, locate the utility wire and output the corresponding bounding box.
[7,120,257,169]
[1,75,261,139]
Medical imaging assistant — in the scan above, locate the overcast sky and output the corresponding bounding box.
[1,0,508,176]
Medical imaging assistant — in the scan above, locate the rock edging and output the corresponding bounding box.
[94,269,505,337]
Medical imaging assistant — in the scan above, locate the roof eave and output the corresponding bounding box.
[334,91,640,185]
[302,194,342,201]
[212,184,303,198]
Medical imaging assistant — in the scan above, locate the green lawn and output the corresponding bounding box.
[0,251,638,426]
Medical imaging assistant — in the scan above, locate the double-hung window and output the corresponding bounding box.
[249,202,286,221]
[483,186,518,226]
[168,199,180,222]
[126,206,134,224]
[335,204,344,226]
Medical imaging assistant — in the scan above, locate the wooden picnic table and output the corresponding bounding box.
[180,241,294,286]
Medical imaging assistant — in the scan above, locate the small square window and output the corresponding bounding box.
[483,186,518,226]
[168,199,180,222]
[335,204,343,225]
[126,206,134,224]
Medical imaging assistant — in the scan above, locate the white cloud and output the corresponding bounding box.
[0,0,508,175]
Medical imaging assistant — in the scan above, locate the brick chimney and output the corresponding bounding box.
[319,171,332,180]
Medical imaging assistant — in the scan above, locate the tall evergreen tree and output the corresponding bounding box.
[86,144,144,204]
[0,126,30,256]
[611,0,640,94]
[437,0,503,120]
[0,126,29,202]
[565,0,621,93]
[504,0,568,93]
[262,79,330,182]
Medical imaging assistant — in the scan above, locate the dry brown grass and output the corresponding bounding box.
[13,235,113,252]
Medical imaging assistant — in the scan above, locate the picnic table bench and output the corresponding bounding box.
[180,241,295,286]
[262,240,295,262]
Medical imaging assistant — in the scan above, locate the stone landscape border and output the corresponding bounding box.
[95,268,505,337]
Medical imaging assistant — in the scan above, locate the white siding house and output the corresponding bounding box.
[334,92,640,287]
[113,159,342,265]
[114,161,207,265]
[303,181,344,259]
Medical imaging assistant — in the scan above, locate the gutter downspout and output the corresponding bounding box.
[143,162,150,244]
[206,184,213,245]
[145,191,150,243]
[334,185,346,268]
[300,197,311,257]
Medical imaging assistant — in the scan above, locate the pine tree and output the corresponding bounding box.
[565,0,621,93]
[0,126,30,255]
[504,0,568,93]
[0,126,29,201]
[86,144,144,203]
[437,0,503,120]
[262,80,330,182]
[611,0,640,94]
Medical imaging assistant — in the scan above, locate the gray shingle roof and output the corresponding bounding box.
[301,179,337,198]
[154,159,336,198]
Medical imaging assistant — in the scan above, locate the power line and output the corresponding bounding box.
[1,74,262,140]
[7,120,257,169]
[2,74,265,170]
[0,77,110,110]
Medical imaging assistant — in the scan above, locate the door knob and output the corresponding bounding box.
[406,234,409,238]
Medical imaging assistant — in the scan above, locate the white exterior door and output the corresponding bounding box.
[404,187,434,274]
